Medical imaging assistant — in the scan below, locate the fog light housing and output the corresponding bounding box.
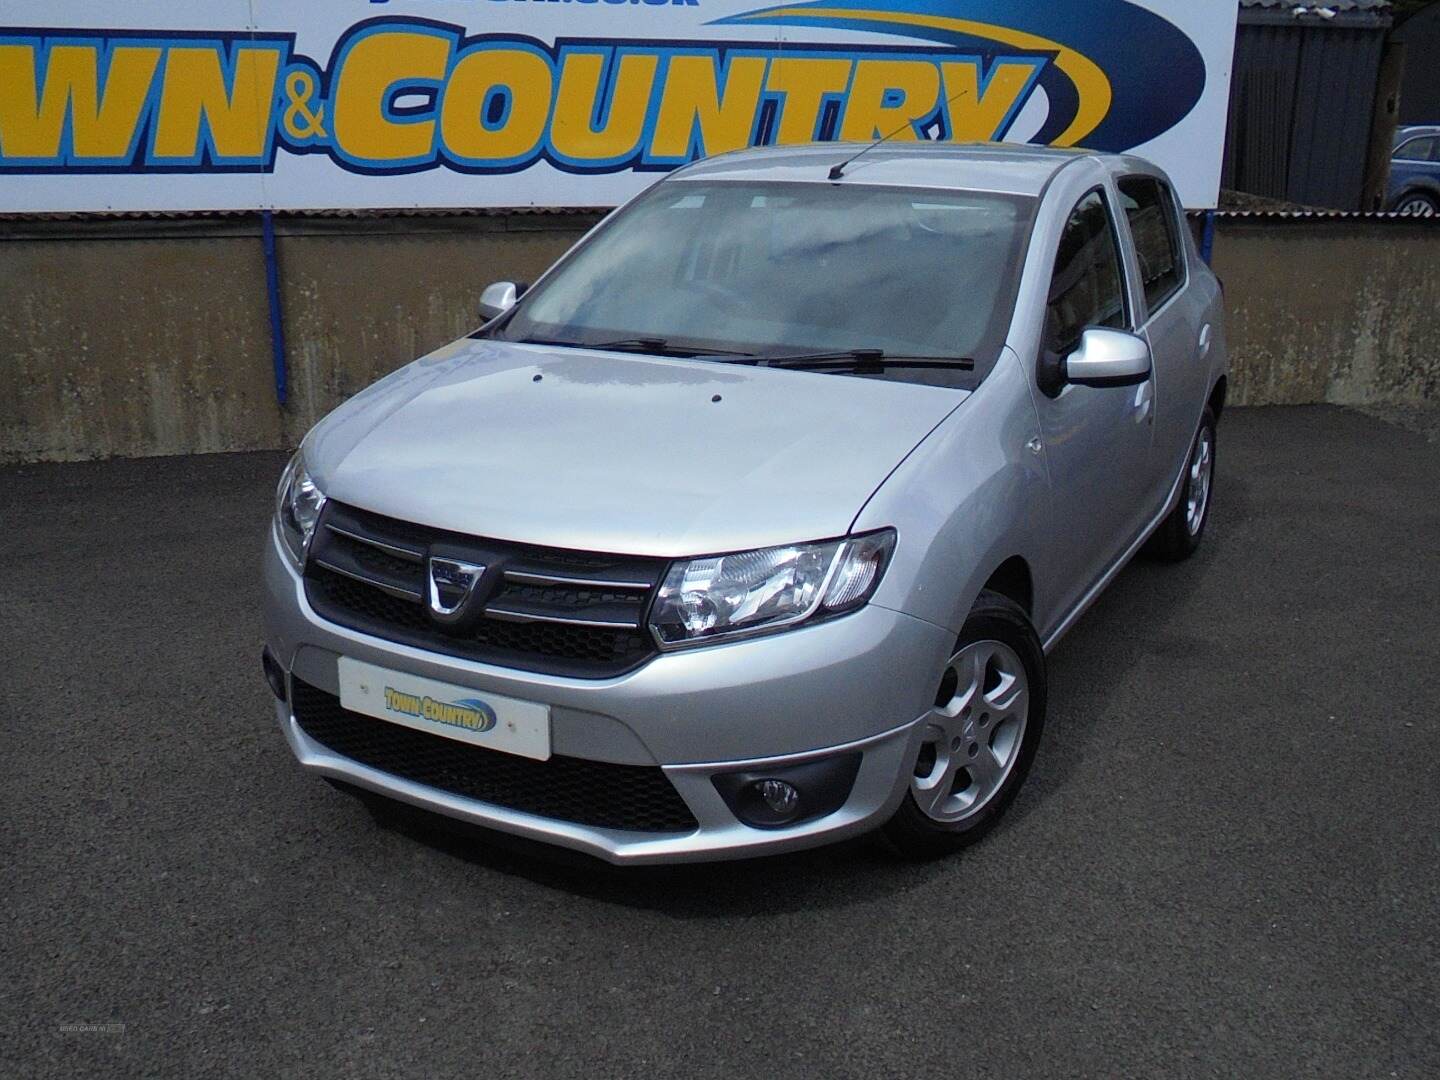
[712,753,862,830]
[261,647,287,703]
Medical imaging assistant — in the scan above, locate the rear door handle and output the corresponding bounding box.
[1198,323,1212,358]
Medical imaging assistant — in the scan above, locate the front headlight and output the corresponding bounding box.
[649,530,895,649]
[275,451,327,570]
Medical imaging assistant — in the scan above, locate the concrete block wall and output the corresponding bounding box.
[1,212,1436,463]
[0,214,596,463]
[1211,218,1440,407]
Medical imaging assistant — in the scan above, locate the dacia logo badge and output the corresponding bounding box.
[426,557,487,624]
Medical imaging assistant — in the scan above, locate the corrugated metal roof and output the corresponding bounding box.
[1239,0,1393,26]
[1240,0,1390,10]
[1203,209,1438,220]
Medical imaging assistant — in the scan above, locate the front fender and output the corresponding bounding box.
[852,348,1053,637]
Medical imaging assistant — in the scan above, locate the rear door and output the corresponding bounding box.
[1030,187,1154,613]
[1116,175,1207,509]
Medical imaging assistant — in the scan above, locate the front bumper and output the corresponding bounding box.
[263,526,952,864]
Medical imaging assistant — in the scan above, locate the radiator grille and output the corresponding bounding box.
[303,501,665,678]
[292,678,697,833]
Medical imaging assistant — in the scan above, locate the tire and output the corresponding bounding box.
[882,590,1047,858]
[1393,192,1438,217]
[1144,406,1216,562]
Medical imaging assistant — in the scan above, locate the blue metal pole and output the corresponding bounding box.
[1200,208,1216,266]
[261,210,289,406]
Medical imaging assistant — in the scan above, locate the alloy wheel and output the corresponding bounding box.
[1186,426,1214,535]
[911,639,1030,824]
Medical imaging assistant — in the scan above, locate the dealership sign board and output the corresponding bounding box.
[0,1,1237,211]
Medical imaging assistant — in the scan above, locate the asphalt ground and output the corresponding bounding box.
[3,405,1438,1079]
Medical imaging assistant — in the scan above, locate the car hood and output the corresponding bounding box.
[304,338,966,557]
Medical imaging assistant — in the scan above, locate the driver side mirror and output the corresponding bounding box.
[1038,328,1151,397]
[479,280,525,322]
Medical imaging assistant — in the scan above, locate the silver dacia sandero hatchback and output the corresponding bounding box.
[262,143,1228,864]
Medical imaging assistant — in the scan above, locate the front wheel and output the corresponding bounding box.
[882,590,1047,858]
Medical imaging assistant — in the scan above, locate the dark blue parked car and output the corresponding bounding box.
[1389,126,1440,216]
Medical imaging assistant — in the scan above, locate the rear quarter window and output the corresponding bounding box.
[1117,176,1184,316]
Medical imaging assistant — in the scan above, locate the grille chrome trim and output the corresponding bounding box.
[312,556,423,602]
[503,569,654,591]
[325,523,424,563]
[484,606,643,630]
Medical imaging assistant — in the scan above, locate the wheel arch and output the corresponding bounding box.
[1208,374,1228,422]
[1390,180,1440,209]
[980,556,1034,616]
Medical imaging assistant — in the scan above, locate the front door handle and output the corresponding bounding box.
[1133,379,1154,425]
[1198,323,1212,359]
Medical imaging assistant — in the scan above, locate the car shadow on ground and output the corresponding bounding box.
[1024,473,1248,806]
[351,793,952,916]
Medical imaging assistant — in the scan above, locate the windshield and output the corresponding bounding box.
[488,180,1036,382]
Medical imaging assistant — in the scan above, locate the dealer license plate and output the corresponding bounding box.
[336,657,551,761]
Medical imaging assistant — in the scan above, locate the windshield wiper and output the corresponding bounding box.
[589,337,755,358]
[506,336,969,370]
[744,349,974,372]
[510,335,754,358]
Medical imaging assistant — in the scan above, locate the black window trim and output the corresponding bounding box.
[1118,173,1189,328]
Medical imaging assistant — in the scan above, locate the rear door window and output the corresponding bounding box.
[1044,189,1128,356]
[1117,176,1184,315]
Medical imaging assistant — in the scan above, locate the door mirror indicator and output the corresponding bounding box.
[1038,328,1152,396]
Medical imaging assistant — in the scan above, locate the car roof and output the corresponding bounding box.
[671,141,1110,198]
